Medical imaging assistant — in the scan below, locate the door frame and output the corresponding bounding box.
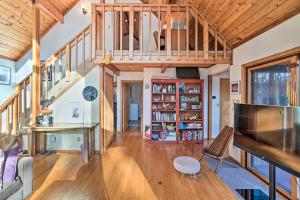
[121,80,144,133]
[219,78,230,131]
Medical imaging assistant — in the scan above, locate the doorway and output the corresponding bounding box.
[209,70,230,139]
[122,81,143,132]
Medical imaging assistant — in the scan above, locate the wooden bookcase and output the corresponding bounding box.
[151,79,204,143]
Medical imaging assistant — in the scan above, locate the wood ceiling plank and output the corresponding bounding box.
[202,0,218,18]
[231,0,300,47]
[218,0,258,32]
[206,0,229,22]
[0,27,31,45]
[209,0,232,25]
[225,0,289,42]
[213,0,246,30]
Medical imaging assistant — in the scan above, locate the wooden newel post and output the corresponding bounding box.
[32,1,41,124]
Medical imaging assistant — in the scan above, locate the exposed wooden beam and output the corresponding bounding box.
[35,0,64,24]
[161,64,169,73]
[31,2,41,124]
[105,64,120,76]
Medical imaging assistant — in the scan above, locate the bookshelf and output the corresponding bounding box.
[151,79,204,143]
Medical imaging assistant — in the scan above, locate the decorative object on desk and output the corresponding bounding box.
[103,51,112,64]
[230,81,240,95]
[82,86,98,101]
[0,66,11,85]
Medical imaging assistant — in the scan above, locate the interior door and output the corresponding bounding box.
[122,83,129,132]
[220,78,230,130]
[104,73,114,149]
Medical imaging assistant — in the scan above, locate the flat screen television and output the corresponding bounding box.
[234,103,300,177]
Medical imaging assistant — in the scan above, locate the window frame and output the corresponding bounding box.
[241,54,299,200]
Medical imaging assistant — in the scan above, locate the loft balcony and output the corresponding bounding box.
[91,4,232,68]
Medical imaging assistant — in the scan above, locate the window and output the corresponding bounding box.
[245,56,298,198]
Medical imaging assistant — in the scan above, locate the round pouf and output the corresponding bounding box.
[173,156,201,175]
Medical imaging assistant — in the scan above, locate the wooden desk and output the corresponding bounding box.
[23,123,99,161]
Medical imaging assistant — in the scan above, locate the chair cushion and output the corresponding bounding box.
[3,146,19,184]
[0,150,4,189]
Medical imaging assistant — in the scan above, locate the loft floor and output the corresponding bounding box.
[29,127,237,200]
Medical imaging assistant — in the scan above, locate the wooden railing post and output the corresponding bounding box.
[215,31,218,59]
[6,106,10,135]
[203,20,208,60]
[66,43,71,81]
[195,11,198,59]
[186,6,189,59]
[158,6,161,60]
[166,6,171,60]
[32,2,41,124]
[12,97,18,135]
[129,6,134,60]
[92,4,96,61]
[139,6,143,60]
[120,6,123,60]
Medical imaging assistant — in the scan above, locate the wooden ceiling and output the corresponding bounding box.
[144,0,300,48]
[0,0,78,61]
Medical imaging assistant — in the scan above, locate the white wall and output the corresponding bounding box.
[229,13,300,162]
[47,67,100,151]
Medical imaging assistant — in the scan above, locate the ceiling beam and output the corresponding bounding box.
[161,64,169,73]
[35,0,64,24]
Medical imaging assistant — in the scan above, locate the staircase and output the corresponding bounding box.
[0,25,96,135]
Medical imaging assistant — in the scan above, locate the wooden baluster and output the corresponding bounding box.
[112,6,115,59]
[177,6,180,58]
[59,51,62,89]
[29,77,32,115]
[92,4,96,61]
[139,6,143,60]
[45,68,49,99]
[215,32,218,59]
[149,6,152,60]
[195,11,198,59]
[186,6,189,59]
[82,31,86,69]
[6,106,10,135]
[120,6,123,60]
[158,5,161,60]
[129,6,134,60]
[23,81,27,118]
[223,39,227,59]
[102,6,105,59]
[166,6,171,60]
[16,86,21,125]
[90,26,92,62]
[66,43,71,81]
[52,58,56,96]
[75,37,78,74]
[12,97,18,135]
[203,20,208,60]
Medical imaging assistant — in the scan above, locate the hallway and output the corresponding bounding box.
[30,128,237,200]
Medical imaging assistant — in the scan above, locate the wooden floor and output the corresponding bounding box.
[29,127,237,200]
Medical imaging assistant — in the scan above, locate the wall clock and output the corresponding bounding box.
[82,86,98,101]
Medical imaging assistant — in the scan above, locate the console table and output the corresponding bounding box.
[23,123,99,162]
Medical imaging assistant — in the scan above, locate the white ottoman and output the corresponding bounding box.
[173,156,201,176]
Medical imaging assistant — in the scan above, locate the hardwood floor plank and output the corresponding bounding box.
[29,127,237,200]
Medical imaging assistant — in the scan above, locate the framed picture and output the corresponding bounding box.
[0,66,11,85]
[231,81,241,95]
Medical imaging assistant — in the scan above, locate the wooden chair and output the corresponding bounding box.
[200,126,235,173]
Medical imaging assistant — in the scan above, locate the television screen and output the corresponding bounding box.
[234,104,300,177]
[176,67,200,79]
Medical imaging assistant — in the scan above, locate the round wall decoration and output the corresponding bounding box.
[82,86,98,101]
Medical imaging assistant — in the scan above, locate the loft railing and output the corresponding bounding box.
[91,3,232,65]
[0,25,94,135]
